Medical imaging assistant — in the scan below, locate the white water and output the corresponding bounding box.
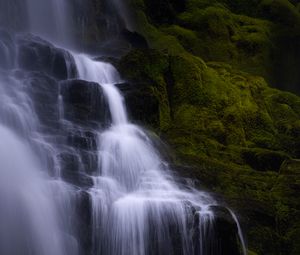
[0,57,78,255]
[0,125,75,255]
[73,55,223,255]
[111,0,135,31]
[229,209,248,255]
[26,0,73,46]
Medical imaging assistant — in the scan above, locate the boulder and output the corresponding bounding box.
[17,35,77,79]
[117,82,160,127]
[209,206,244,255]
[60,79,109,126]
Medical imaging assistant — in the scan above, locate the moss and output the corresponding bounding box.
[121,2,300,253]
[118,49,169,81]
[118,49,172,129]
[249,226,281,255]
[169,54,205,106]
[186,0,218,10]
[286,224,300,255]
[248,250,259,255]
[119,46,300,253]
[217,0,261,16]
[129,8,186,54]
[161,25,203,56]
[241,148,290,172]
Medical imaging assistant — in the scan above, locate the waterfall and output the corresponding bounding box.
[0,1,247,255]
[26,0,73,45]
[73,55,246,255]
[0,124,80,255]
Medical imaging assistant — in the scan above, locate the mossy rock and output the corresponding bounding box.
[241,148,290,172]
[119,2,300,251]
[118,49,172,129]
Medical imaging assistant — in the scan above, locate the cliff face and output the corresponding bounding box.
[116,1,300,254]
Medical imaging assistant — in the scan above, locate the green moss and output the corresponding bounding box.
[118,49,172,130]
[248,250,259,255]
[121,3,300,253]
[249,226,281,255]
[169,54,205,106]
[178,5,273,76]
[130,9,186,54]
[161,25,203,55]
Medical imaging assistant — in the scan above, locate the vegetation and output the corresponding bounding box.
[118,0,300,254]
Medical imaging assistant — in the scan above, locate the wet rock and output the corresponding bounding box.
[76,190,92,255]
[210,206,244,255]
[66,129,98,151]
[17,35,77,79]
[61,169,94,188]
[60,79,109,126]
[117,82,160,127]
[24,71,60,128]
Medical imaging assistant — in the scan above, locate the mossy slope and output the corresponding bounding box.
[118,0,300,254]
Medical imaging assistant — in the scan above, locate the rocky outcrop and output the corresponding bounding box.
[17,35,77,79]
[60,79,108,126]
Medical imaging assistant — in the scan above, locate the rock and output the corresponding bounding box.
[242,148,290,172]
[122,29,149,49]
[117,82,160,127]
[143,0,186,24]
[24,71,60,128]
[60,79,109,126]
[208,206,243,255]
[17,35,77,79]
[75,190,92,255]
[60,161,94,188]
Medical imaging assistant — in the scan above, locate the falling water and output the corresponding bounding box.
[229,209,248,255]
[73,54,246,255]
[26,0,73,45]
[0,0,247,255]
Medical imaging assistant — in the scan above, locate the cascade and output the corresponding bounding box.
[0,1,247,255]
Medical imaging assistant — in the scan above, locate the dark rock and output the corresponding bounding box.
[23,71,60,128]
[61,167,94,188]
[59,151,84,174]
[76,190,92,255]
[66,129,98,151]
[242,148,290,172]
[210,206,244,255]
[122,29,149,49]
[60,79,109,126]
[117,82,160,127]
[144,0,186,24]
[17,35,77,79]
